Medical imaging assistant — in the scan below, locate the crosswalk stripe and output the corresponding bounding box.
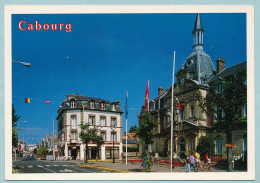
[53,165,59,166]
[45,165,51,167]
[37,165,43,167]
[28,166,33,168]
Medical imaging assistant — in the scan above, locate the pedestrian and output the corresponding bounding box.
[195,151,202,171]
[142,152,147,171]
[189,152,197,172]
[202,152,209,171]
[183,153,190,172]
[207,155,211,171]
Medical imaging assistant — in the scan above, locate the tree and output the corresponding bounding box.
[94,135,105,161]
[12,104,20,127]
[136,112,158,152]
[12,127,19,147]
[12,105,20,147]
[38,146,48,156]
[196,136,215,158]
[129,125,138,133]
[79,123,98,163]
[200,67,247,172]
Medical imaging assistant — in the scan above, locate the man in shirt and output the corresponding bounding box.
[189,152,197,172]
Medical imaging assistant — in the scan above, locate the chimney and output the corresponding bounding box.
[158,86,164,96]
[216,57,226,73]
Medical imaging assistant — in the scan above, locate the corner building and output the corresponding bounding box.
[57,94,123,161]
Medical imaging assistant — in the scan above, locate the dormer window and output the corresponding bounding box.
[70,100,76,108]
[100,102,105,110]
[111,104,116,111]
[90,101,95,109]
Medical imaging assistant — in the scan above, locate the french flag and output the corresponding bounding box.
[175,96,182,110]
[45,100,51,104]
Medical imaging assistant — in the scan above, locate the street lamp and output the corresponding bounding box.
[12,60,31,67]
[110,122,116,163]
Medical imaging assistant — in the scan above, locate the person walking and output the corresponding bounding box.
[183,153,190,172]
[195,151,202,171]
[189,152,197,172]
[202,152,210,171]
[142,152,147,171]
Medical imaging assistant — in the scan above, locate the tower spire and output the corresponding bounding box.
[192,13,204,51]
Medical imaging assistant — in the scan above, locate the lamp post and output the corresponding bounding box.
[12,60,31,67]
[110,123,116,163]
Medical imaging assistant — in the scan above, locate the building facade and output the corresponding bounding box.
[57,94,123,161]
[139,13,247,159]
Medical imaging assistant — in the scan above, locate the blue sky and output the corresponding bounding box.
[12,13,246,144]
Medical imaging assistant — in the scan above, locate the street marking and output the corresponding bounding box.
[40,166,57,173]
[45,165,51,167]
[18,166,24,169]
[59,169,75,173]
[28,166,33,168]
[62,165,68,167]
[37,165,43,168]
[53,165,59,167]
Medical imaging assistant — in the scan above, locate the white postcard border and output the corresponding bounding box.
[5,5,255,180]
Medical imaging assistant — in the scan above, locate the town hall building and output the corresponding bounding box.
[139,14,247,160]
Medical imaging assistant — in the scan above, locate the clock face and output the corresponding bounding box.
[181,78,185,85]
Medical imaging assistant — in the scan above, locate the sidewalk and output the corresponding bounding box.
[77,160,227,173]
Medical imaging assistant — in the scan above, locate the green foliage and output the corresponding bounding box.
[12,104,20,127]
[38,146,48,155]
[33,148,37,154]
[136,112,158,150]
[12,105,20,147]
[200,67,247,129]
[79,123,98,144]
[129,125,138,133]
[12,127,18,147]
[196,136,215,158]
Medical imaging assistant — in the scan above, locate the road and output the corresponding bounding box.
[13,155,112,173]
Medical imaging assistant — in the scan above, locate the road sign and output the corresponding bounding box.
[18,145,21,151]
[226,144,236,148]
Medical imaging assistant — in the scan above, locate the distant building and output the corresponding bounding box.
[56,94,123,161]
[122,132,139,157]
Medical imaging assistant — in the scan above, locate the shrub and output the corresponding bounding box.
[196,136,215,158]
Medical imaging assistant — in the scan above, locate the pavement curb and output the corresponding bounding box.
[77,163,130,173]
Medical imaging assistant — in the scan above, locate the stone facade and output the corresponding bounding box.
[139,13,247,159]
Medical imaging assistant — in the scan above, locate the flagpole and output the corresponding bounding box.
[171,51,176,172]
[126,91,128,165]
[53,118,55,155]
[147,80,150,113]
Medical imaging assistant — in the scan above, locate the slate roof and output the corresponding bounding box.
[122,139,139,144]
[193,13,203,31]
[68,95,111,103]
[207,61,246,83]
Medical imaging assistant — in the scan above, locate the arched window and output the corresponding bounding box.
[179,138,185,154]
[180,106,185,120]
[215,136,223,154]
[190,105,195,117]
